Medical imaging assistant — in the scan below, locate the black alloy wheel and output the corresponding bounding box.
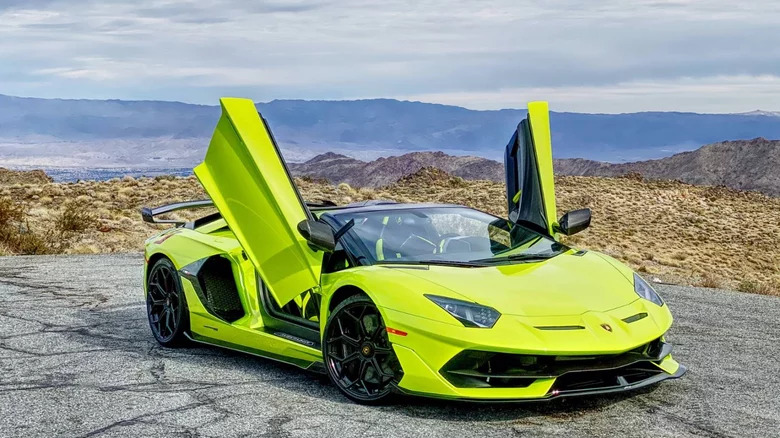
[323,295,402,404]
[146,257,189,346]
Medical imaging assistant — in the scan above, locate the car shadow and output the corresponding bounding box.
[76,304,661,422]
[161,341,660,422]
[387,385,660,422]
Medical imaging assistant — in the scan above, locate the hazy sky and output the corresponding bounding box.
[2,0,779,112]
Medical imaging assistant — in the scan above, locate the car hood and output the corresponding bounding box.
[393,251,638,316]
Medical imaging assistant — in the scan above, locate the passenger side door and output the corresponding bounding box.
[504,101,558,238]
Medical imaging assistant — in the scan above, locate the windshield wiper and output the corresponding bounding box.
[471,253,556,264]
[376,260,487,268]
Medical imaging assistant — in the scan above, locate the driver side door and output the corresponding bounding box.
[194,98,323,308]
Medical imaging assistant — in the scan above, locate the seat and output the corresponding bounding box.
[376,214,438,260]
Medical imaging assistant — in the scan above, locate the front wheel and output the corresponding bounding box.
[322,295,402,404]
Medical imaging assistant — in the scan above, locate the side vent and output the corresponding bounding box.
[181,255,245,323]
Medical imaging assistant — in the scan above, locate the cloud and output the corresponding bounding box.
[1,0,779,112]
[402,75,780,113]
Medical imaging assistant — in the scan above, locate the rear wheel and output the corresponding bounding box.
[146,257,189,347]
[323,295,402,404]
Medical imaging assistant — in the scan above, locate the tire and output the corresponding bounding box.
[146,257,190,347]
[322,294,402,404]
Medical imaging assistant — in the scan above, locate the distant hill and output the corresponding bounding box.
[0,167,52,185]
[3,94,780,167]
[290,139,779,196]
[554,138,780,196]
[289,151,503,187]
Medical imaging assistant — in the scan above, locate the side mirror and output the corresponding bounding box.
[557,208,591,236]
[297,219,336,252]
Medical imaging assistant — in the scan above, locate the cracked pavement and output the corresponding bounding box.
[0,253,778,437]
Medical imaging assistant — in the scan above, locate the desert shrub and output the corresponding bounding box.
[0,196,24,227]
[737,279,774,295]
[336,183,354,194]
[619,172,644,181]
[447,176,470,188]
[697,273,721,289]
[298,175,330,184]
[568,193,594,209]
[4,229,54,255]
[56,203,96,233]
[0,197,54,254]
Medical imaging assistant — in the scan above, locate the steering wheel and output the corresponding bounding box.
[398,234,437,257]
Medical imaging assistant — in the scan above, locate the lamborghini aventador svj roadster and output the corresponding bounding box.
[141,97,685,404]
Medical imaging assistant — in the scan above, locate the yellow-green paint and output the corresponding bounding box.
[194,98,322,307]
[317,248,679,398]
[142,98,682,401]
[527,101,558,236]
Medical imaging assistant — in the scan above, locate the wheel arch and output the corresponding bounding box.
[322,283,390,332]
[146,252,171,280]
[320,269,433,329]
[327,285,369,313]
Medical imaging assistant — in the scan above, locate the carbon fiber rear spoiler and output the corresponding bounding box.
[140,199,215,226]
[141,198,339,227]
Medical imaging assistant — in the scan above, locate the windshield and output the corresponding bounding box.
[328,206,567,266]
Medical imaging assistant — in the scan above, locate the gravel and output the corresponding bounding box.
[0,253,778,437]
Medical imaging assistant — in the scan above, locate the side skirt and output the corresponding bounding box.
[255,273,322,350]
[185,332,325,374]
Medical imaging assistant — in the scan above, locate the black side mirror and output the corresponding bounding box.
[297,219,336,252]
[557,208,591,236]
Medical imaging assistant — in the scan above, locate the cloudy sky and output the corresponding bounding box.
[2,0,779,112]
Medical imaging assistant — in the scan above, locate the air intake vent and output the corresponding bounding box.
[622,312,648,324]
[534,325,585,330]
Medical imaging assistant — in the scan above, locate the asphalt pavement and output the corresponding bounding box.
[0,254,778,437]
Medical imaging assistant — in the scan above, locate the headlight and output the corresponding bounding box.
[634,273,664,306]
[425,295,501,328]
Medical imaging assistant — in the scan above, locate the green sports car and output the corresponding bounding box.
[141,97,685,404]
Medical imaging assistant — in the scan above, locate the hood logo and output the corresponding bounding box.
[600,323,613,332]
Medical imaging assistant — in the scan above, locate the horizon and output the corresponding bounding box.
[3,90,780,169]
[2,92,779,116]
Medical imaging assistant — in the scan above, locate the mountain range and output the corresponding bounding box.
[553,137,780,196]
[289,139,780,196]
[289,151,504,187]
[3,94,780,167]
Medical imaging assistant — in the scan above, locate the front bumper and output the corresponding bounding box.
[383,300,685,401]
[396,359,687,402]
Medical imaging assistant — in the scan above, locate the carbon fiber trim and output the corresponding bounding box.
[441,339,672,387]
[396,364,686,403]
[180,255,245,323]
[185,332,324,372]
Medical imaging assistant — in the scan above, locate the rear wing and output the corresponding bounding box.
[140,199,215,227]
[140,198,340,227]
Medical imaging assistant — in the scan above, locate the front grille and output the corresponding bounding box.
[440,338,669,388]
